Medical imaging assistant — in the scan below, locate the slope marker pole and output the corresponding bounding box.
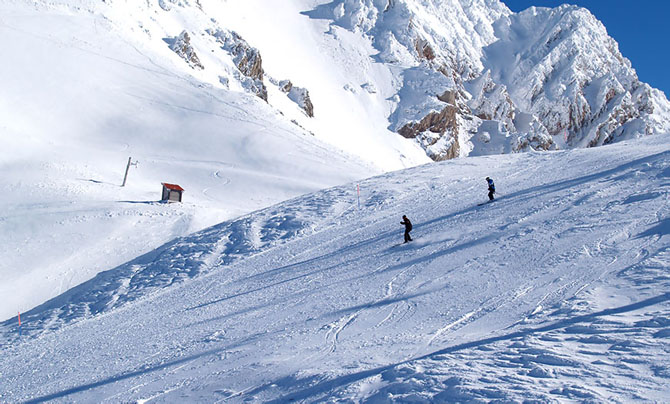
[357,184,361,209]
[18,311,21,337]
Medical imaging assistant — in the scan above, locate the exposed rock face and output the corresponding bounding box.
[415,38,436,61]
[206,27,315,113]
[485,5,670,149]
[278,80,293,93]
[324,0,670,160]
[399,104,461,160]
[169,31,203,70]
[229,32,263,81]
[397,88,468,160]
[170,27,268,102]
[278,80,314,117]
[399,105,457,140]
[208,29,268,101]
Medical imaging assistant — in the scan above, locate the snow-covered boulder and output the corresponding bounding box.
[278,80,315,117]
[208,29,268,101]
[169,30,204,70]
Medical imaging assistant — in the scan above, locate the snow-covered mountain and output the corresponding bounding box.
[122,0,670,162]
[305,0,670,159]
[2,1,670,399]
[3,0,670,348]
[22,0,666,166]
[2,133,670,402]
[483,5,670,149]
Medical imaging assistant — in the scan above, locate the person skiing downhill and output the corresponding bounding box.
[400,215,413,243]
[486,177,495,201]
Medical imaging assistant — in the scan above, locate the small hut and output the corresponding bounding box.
[161,183,184,202]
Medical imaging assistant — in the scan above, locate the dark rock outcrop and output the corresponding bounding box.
[209,29,268,101]
[278,80,314,117]
[170,31,204,70]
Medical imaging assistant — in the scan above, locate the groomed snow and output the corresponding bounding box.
[2,135,670,402]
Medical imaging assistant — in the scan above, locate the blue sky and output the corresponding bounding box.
[502,0,670,97]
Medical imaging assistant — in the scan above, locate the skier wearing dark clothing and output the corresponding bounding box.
[401,215,413,243]
[486,177,495,201]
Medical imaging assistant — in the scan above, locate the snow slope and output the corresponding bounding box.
[0,1,377,321]
[2,135,670,402]
[5,0,670,324]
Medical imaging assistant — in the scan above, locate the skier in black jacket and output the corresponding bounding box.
[400,215,413,243]
[486,177,495,201]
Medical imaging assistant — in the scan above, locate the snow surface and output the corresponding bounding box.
[3,1,670,400]
[5,0,670,323]
[2,135,670,402]
[0,0,377,321]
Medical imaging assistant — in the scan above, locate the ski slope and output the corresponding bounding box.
[2,135,670,402]
[0,0,377,322]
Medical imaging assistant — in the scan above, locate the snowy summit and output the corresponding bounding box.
[1,0,670,402]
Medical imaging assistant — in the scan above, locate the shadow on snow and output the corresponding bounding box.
[24,293,669,403]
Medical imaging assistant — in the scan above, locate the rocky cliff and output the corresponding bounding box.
[321,0,670,159]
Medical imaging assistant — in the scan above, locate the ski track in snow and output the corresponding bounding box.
[3,139,670,402]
